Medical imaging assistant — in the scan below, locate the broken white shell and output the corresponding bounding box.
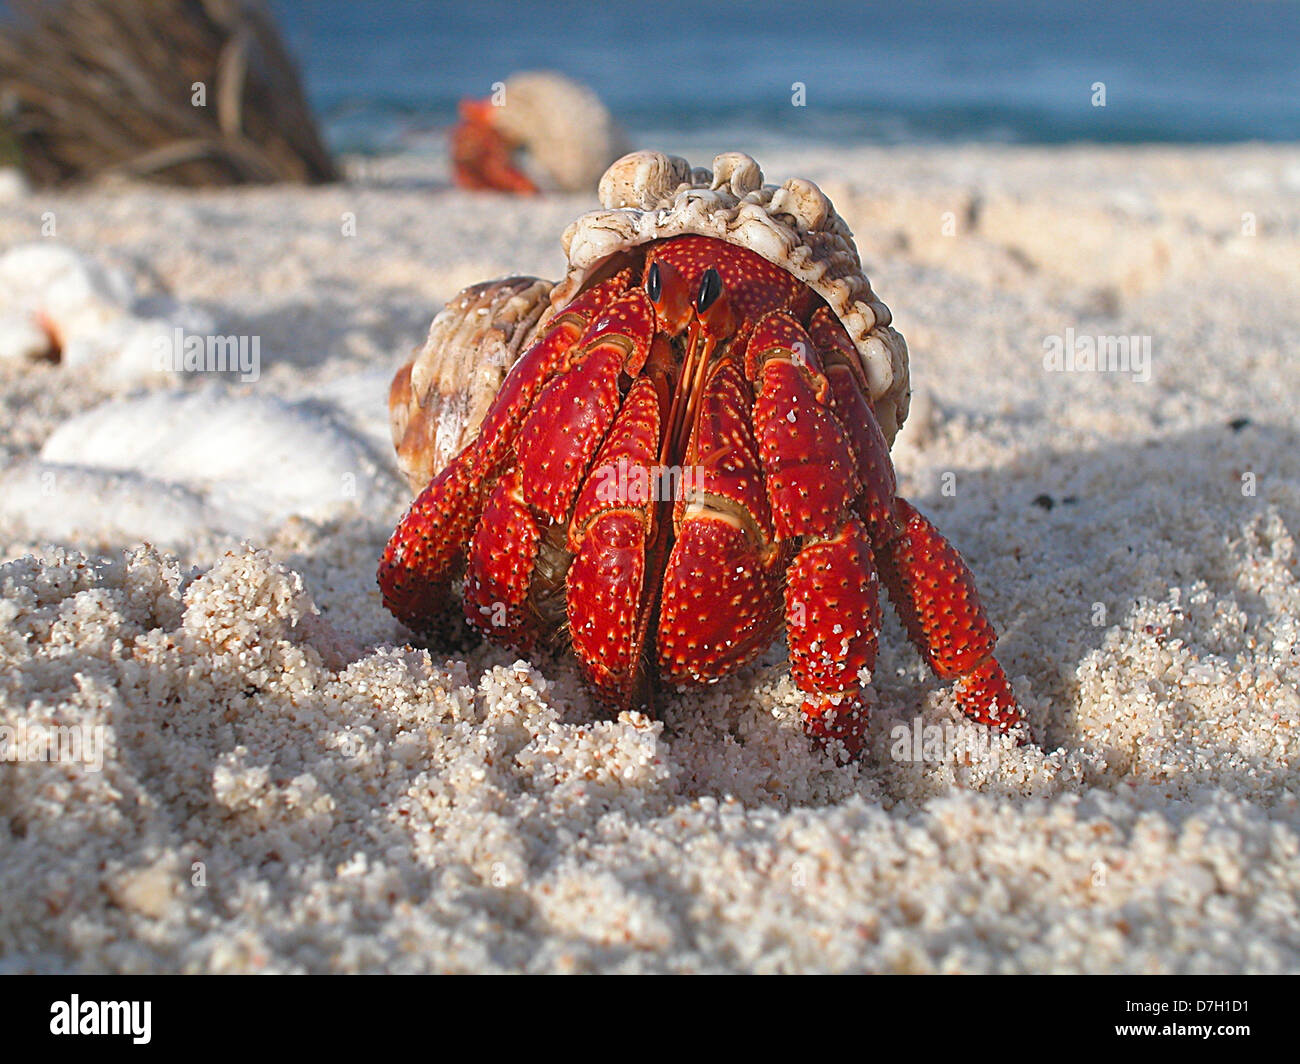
[0,388,401,547]
[0,242,214,381]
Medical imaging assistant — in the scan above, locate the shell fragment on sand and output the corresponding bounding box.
[0,243,213,381]
[0,389,403,546]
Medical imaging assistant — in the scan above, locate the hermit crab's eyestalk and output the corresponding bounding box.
[694,266,738,340]
[646,262,662,302]
[696,268,722,313]
[643,255,692,335]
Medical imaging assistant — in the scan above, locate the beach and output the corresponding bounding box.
[1,143,1298,973]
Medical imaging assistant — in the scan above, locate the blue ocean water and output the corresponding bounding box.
[271,0,1300,155]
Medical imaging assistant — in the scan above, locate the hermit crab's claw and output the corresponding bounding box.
[449,97,537,194]
[656,359,788,690]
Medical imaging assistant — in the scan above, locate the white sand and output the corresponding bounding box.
[1,146,1298,973]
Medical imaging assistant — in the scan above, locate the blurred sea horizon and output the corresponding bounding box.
[268,0,1300,158]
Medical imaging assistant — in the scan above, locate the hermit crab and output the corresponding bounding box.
[381,151,1023,755]
[449,71,628,194]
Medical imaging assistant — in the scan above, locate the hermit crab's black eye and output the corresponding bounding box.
[696,268,722,313]
[646,262,662,302]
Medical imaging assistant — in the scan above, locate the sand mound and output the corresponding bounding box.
[2,544,1296,972]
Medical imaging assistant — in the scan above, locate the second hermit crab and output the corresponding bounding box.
[381,151,1023,755]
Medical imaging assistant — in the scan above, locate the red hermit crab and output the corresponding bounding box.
[381,151,1022,755]
[449,71,628,194]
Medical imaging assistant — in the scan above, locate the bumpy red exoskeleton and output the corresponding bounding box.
[379,235,1022,755]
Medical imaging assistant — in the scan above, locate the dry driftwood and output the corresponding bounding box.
[0,0,338,186]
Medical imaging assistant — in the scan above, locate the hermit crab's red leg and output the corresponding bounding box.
[461,465,542,648]
[470,270,635,486]
[808,309,1023,735]
[377,452,483,633]
[745,311,881,754]
[377,271,633,635]
[873,500,1021,732]
[457,290,658,663]
[656,359,787,685]
[566,337,673,706]
[782,517,882,754]
[808,308,898,542]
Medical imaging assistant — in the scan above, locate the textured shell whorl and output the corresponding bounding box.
[552,150,911,442]
[391,277,554,493]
